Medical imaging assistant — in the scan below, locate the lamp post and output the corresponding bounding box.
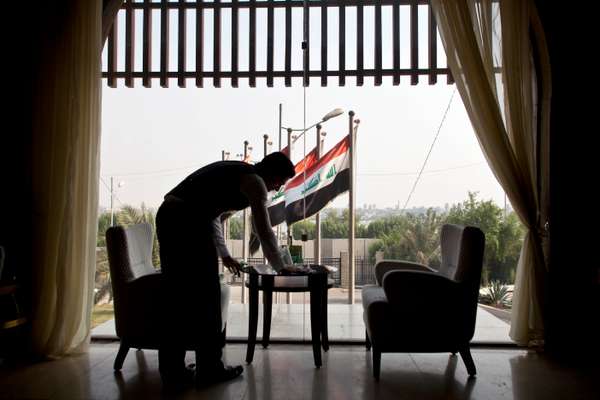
[280,108,344,143]
[109,178,125,226]
[280,108,344,238]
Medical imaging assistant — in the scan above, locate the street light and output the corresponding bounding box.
[110,178,125,226]
[281,107,344,143]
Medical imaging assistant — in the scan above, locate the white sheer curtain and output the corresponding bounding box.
[30,0,102,356]
[429,0,551,346]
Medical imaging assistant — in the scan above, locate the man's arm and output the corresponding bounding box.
[240,174,286,271]
[211,216,242,276]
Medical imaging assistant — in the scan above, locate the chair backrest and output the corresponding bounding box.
[438,224,485,286]
[106,223,156,285]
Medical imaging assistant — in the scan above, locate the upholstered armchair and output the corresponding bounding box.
[106,223,230,370]
[362,224,485,380]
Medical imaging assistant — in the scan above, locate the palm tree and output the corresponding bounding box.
[116,203,161,268]
[401,209,443,267]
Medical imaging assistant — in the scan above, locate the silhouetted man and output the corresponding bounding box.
[156,152,295,389]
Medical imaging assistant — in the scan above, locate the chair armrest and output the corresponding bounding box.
[375,260,435,285]
[382,270,464,312]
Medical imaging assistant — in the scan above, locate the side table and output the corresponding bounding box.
[244,264,335,368]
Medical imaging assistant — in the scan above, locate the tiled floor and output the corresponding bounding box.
[93,304,512,343]
[1,344,598,399]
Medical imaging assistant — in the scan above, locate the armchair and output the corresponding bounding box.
[106,223,230,370]
[362,224,485,380]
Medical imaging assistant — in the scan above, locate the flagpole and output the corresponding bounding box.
[221,150,229,276]
[314,124,323,266]
[242,140,250,304]
[286,127,293,304]
[277,104,283,245]
[348,111,356,305]
[263,135,269,267]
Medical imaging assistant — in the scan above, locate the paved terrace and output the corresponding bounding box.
[93,287,512,343]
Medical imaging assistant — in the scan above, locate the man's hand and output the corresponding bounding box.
[222,256,242,277]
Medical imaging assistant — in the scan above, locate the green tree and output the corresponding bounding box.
[368,209,442,267]
[227,215,244,240]
[444,192,523,284]
[116,203,160,268]
[291,218,316,240]
[321,208,367,238]
[97,211,111,247]
[365,215,409,238]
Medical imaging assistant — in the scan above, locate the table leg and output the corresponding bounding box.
[309,274,323,368]
[321,284,329,352]
[262,276,274,349]
[246,273,259,364]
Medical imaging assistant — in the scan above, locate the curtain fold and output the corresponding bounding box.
[31,0,102,357]
[429,0,551,346]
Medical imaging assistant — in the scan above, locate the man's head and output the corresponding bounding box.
[254,152,295,191]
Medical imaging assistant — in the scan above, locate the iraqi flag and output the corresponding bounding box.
[285,134,350,225]
[265,146,318,226]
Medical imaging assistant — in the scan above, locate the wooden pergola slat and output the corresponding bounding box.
[178,0,187,88]
[410,0,419,85]
[374,0,382,86]
[125,0,134,88]
[267,0,274,87]
[107,17,118,88]
[320,2,328,87]
[428,4,437,85]
[213,0,221,88]
[103,0,452,88]
[285,0,292,87]
[392,0,400,85]
[195,1,204,88]
[249,0,256,88]
[356,3,364,86]
[142,0,152,88]
[160,0,169,88]
[231,0,239,88]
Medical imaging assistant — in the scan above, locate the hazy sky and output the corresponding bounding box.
[99,4,506,212]
[100,80,505,211]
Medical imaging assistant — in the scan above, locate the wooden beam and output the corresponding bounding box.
[178,0,187,88]
[285,0,292,87]
[410,0,418,85]
[267,0,274,87]
[392,0,400,85]
[249,0,256,87]
[374,0,382,86]
[195,1,204,87]
[428,3,437,85]
[125,0,135,87]
[142,0,152,87]
[339,4,345,86]
[357,2,364,86]
[231,0,239,88]
[107,18,118,88]
[160,0,169,87]
[321,2,328,86]
[213,0,221,87]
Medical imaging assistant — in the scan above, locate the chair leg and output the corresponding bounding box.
[372,347,381,381]
[321,286,329,352]
[365,330,372,350]
[459,347,477,377]
[262,289,273,349]
[246,275,259,364]
[114,342,129,371]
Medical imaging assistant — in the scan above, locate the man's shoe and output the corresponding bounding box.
[196,365,243,388]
